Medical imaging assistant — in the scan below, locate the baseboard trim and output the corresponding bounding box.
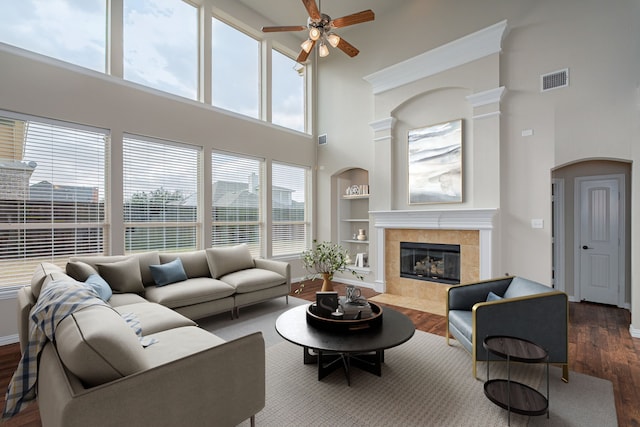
[0,334,19,346]
[0,286,21,300]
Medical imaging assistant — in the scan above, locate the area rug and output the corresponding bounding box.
[198,296,308,347]
[201,298,617,426]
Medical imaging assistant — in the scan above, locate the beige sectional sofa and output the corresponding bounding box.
[13,244,290,427]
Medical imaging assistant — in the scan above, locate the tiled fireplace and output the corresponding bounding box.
[370,209,498,299]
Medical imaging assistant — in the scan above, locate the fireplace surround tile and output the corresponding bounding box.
[385,228,479,300]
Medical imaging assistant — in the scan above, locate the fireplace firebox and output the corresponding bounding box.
[400,242,460,284]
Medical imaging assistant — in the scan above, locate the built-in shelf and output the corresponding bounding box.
[336,169,370,275]
[348,265,371,274]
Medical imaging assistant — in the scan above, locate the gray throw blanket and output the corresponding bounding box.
[2,280,107,420]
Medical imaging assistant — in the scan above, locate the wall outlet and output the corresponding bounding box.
[531,219,544,229]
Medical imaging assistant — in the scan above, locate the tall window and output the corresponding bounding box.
[272,49,306,132]
[212,152,262,257]
[212,18,260,118]
[272,162,309,256]
[123,135,200,253]
[0,112,107,287]
[123,0,198,99]
[0,0,107,72]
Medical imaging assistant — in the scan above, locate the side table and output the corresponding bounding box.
[483,335,549,426]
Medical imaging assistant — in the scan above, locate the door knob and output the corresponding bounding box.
[582,245,591,250]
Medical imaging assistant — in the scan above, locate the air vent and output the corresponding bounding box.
[541,68,569,92]
[318,134,327,145]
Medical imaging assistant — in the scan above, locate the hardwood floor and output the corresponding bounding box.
[1,280,639,426]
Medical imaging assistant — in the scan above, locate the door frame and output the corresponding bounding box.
[552,178,565,292]
[573,174,626,307]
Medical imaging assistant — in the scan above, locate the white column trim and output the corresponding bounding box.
[369,117,397,132]
[472,111,501,120]
[466,86,506,107]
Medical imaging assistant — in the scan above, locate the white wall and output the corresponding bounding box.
[316,0,640,333]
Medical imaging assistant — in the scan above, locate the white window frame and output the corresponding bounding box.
[123,134,202,254]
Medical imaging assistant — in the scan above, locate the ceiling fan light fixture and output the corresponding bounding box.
[327,33,340,48]
[309,27,321,41]
[318,41,329,57]
[301,39,314,53]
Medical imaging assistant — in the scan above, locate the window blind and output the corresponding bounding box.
[123,135,200,254]
[0,113,107,288]
[272,162,309,256]
[211,152,262,257]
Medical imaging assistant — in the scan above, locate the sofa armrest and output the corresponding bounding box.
[16,286,36,353]
[254,258,291,284]
[38,332,266,427]
[473,291,568,364]
[447,277,512,311]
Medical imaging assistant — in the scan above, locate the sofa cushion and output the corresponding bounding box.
[149,258,188,287]
[142,326,226,368]
[220,268,286,293]
[30,263,64,298]
[97,257,145,294]
[486,291,503,302]
[55,305,149,387]
[144,277,236,309]
[206,244,255,279]
[448,310,473,341]
[84,274,113,301]
[107,292,148,307]
[113,302,196,335]
[159,251,210,278]
[66,261,98,282]
[70,252,160,287]
[503,277,551,299]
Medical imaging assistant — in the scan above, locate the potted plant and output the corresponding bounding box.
[299,240,363,293]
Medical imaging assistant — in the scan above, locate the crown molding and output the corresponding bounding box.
[363,20,508,95]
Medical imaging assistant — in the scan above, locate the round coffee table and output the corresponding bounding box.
[275,304,415,386]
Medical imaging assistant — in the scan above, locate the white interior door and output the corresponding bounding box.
[577,177,620,305]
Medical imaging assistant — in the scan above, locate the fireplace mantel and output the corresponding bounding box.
[370,209,499,291]
[370,209,498,230]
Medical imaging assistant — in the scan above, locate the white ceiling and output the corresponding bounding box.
[236,0,398,36]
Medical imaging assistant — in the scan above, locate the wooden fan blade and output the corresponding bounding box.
[336,38,359,57]
[302,0,321,21]
[296,40,316,63]
[331,10,375,28]
[262,25,306,33]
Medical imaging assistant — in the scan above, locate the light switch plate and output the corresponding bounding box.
[531,219,544,229]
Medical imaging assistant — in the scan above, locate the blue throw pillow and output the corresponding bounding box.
[85,274,113,302]
[486,291,503,302]
[149,258,188,287]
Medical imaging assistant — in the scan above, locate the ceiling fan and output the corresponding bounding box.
[261,0,375,63]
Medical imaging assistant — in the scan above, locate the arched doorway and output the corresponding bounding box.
[551,159,631,307]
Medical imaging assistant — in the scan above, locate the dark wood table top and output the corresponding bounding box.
[483,335,548,363]
[276,304,415,353]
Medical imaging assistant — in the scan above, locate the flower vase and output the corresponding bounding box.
[321,273,333,292]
